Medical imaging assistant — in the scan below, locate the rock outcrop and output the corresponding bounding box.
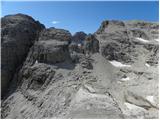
[95,20,159,64]
[72,31,87,43]
[26,28,72,65]
[84,34,99,53]
[69,32,87,54]
[17,27,72,93]
[1,14,45,96]
[96,20,134,63]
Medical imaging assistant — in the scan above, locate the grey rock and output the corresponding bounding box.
[96,20,134,63]
[79,56,93,69]
[145,44,159,66]
[1,13,45,96]
[100,42,132,63]
[95,20,159,64]
[129,29,150,40]
[124,91,157,110]
[21,63,55,91]
[70,52,83,63]
[69,32,87,54]
[72,31,87,44]
[39,27,71,41]
[125,20,159,39]
[96,20,125,34]
[69,42,84,53]
[84,34,99,53]
[25,28,72,65]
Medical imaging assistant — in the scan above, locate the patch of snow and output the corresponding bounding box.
[146,96,154,104]
[136,38,149,43]
[35,60,38,64]
[109,60,131,67]
[120,77,130,82]
[145,63,150,67]
[154,38,159,42]
[78,43,81,47]
[124,102,145,110]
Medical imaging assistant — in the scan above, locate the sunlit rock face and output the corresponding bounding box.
[95,20,159,65]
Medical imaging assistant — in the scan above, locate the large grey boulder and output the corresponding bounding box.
[1,13,45,96]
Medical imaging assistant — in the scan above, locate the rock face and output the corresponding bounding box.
[1,14,45,96]
[20,63,56,91]
[96,20,134,63]
[84,34,99,53]
[17,27,72,93]
[69,32,87,54]
[72,31,87,44]
[27,28,72,65]
[1,14,159,119]
[95,20,159,64]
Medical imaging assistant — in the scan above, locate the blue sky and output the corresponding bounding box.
[1,1,159,34]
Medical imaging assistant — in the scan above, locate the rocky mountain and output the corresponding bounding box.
[1,14,159,119]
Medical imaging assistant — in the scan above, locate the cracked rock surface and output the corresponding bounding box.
[1,14,159,119]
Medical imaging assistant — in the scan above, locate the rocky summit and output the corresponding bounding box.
[1,14,159,119]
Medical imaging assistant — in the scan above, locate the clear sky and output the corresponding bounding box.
[1,1,159,34]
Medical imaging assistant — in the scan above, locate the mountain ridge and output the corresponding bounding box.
[1,13,159,119]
